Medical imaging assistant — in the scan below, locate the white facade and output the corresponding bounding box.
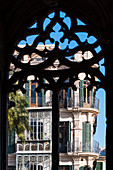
[8,46,106,170]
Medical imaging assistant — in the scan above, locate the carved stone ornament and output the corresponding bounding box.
[8,8,105,94]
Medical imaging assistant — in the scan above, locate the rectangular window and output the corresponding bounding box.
[29,82,44,107]
[59,121,71,153]
[30,119,37,140]
[31,83,36,106]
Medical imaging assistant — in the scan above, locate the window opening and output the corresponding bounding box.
[8,8,105,170]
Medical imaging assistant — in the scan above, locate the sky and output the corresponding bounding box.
[94,59,106,148]
[18,11,106,148]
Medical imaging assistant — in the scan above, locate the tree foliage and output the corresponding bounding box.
[8,92,31,142]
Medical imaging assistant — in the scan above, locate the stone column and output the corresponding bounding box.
[0,15,8,170]
[105,42,113,169]
[52,89,59,170]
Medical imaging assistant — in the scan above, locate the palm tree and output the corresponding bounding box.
[8,92,31,142]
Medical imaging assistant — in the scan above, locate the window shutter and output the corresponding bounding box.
[25,80,30,106]
[91,88,94,107]
[96,162,98,170]
[96,162,103,170]
[82,122,85,151]
[101,162,103,170]
[87,123,91,152]
[42,89,45,106]
[80,80,83,107]
[82,122,91,152]
[69,165,73,170]
[8,130,15,154]
[69,121,71,142]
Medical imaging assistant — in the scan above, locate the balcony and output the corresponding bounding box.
[59,97,99,110]
[26,97,52,107]
[66,97,99,110]
[67,140,99,154]
[17,140,52,153]
[26,96,99,110]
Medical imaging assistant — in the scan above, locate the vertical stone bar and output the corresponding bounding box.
[0,70,8,170]
[0,21,8,169]
[52,89,59,170]
[105,43,113,169]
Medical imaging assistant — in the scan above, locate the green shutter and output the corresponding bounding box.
[80,167,84,170]
[91,88,94,107]
[82,122,91,152]
[101,162,103,170]
[82,122,85,151]
[69,121,71,142]
[8,130,15,154]
[69,165,73,170]
[80,80,83,107]
[25,80,30,106]
[96,162,103,170]
[42,89,45,106]
[96,162,98,170]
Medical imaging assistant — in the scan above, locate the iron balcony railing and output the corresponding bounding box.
[60,97,99,110]
[67,140,99,154]
[17,141,52,152]
[26,97,52,107]
[26,96,99,110]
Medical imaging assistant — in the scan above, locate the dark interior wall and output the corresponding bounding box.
[0,15,9,170]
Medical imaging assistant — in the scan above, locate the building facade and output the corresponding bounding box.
[8,47,105,170]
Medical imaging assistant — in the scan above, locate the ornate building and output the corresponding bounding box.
[8,48,106,169]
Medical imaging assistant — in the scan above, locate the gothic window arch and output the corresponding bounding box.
[8,9,105,94]
[8,8,105,169]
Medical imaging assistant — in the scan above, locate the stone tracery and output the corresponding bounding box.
[8,9,105,94]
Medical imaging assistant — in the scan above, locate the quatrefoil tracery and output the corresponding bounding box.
[8,9,105,93]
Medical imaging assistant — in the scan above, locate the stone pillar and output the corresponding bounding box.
[52,89,59,170]
[105,43,113,169]
[0,15,8,170]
